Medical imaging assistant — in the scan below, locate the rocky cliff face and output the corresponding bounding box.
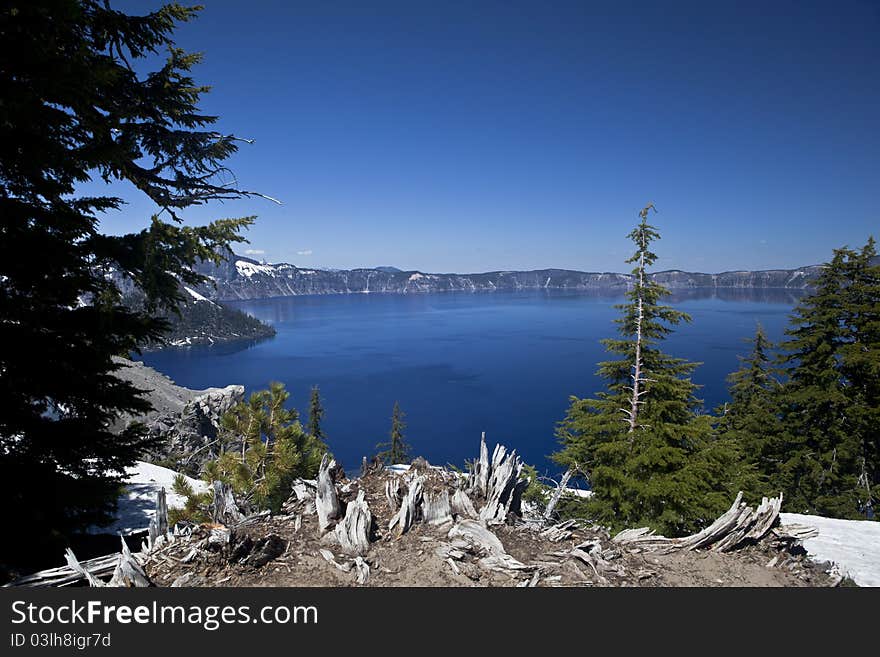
[103,268,275,347]
[111,358,244,473]
[195,253,827,302]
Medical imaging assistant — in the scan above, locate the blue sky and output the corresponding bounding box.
[97,0,879,273]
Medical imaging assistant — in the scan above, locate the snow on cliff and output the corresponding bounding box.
[235,260,277,278]
[781,512,880,587]
[183,286,213,303]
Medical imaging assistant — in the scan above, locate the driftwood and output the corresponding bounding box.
[385,477,402,513]
[148,487,169,548]
[7,488,176,588]
[471,432,491,498]
[451,489,478,519]
[335,490,372,556]
[64,549,105,587]
[422,490,453,526]
[107,538,152,587]
[446,520,531,574]
[353,556,370,585]
[389,476,423,536]
[465,434,529,525]
[315,454,341,532]
[58,539,151,589]
[319,549,370,585]
[612,492,817,554]
[772,524,820,544]
[543,468,573,520]
[540,519,577,542]
[478,443,527,525]
[6,551,119,588]
[290,479,316,502]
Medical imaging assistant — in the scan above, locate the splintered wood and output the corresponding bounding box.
[612,492,819,554]
[212,481,243,526]
[316,454,341,532]
[6,435,832,589]
[335,490,372,556]
[469,433,528,526]
[389,475,423,536]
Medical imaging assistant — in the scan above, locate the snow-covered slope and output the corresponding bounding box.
[91,461,208,536]
[781,512,880,587]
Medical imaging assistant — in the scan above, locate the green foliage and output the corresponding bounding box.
[716,325,782,500]
[769,239,879,518]
[168,474,211,525]
[308,386,325,443]
[0,1,261,572]
[553,205,742,536]
[376,401,411,465]
[199,383,326,513]
[520,464,553,510]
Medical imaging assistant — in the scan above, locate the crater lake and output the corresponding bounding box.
[141,288,805,477]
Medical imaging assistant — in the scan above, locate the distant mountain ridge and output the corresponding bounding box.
[193,252,843,301]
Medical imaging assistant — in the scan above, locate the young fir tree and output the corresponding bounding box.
[717,324,782,496]
[376,401,411,465]
[308,386,326,443]
[775,239,879,518]
[207,383,327,513]
[553,204,740,535]
[0,2,267,573]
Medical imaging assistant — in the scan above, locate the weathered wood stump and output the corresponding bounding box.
[316,453,341,532]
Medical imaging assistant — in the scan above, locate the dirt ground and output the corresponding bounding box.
[143,470,838,588]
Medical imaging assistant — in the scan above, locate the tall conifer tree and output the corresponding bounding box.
[717,324,782,494]
[774,239,879,517]
[554,204,739,535]
[0,2,267,573]
[377,402,410,465]
[308,386,325,443]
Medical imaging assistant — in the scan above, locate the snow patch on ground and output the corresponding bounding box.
[91,462,208,536]
[781,512,880,587]
[565,488,593,499]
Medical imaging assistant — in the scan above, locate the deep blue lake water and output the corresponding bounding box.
[141,288,805,476]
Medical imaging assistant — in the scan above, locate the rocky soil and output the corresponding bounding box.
[110,358,244,473]
[141,465,839,589]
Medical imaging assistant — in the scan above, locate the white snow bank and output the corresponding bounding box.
[564,488,593,499]
[781,512,880,587]
[90,461,208,536]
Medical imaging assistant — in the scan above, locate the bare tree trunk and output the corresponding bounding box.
[211,481,243,525]
[627,249,646,434]
[316,453,341,532]
[335,490,372,556]
[543,468,573,520]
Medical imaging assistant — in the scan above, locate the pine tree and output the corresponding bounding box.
[775,239,879,517]
[717,324,783,495]
[553,204,740,535]
[308,386,325,443]
[209,383,327,512]
[0,2,267,573]
[377,401,410,465]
